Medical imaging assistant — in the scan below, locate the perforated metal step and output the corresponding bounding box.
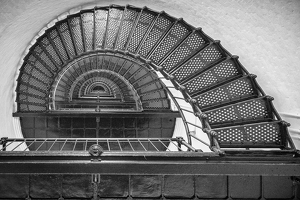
[213,121,289,149]
[193,75,259,111]
[204,96,274,128]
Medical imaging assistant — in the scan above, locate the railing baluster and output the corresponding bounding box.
[159,139,171,151]
[107,139,111,151]
[85,139,88,151]
[138,139,147,151]
[48,138,57,151]
[73,139,78,151]
[127,139,135,151]
[148,139,159,151]
[35,139,47,151]
[23,139,36,151]
[60,139,68,151]
[117,139,123,151]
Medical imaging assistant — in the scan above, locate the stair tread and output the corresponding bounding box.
[172,43,226,83]
[127,9,156,53]
[137,13,173,57]
[204,96,274,128]
[212,121,287,148]
[150,21,191,64]
[193,75,259,110]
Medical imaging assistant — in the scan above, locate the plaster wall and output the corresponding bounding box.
[0,0,299,146]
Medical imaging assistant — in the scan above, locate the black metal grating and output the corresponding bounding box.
[95,9,108,49]
[49,29,69,61]
[81,12,94,51]
[69,16,84,54]
[133,75,156,88]
[128,68,148,83]
[40,36,63,66]
[150,23,190,64]
[27,95,46,105]
[214,121,283,148]
[27,87,47,98]
[27,76,48,91]
[105,8,123,49]
[138,15,173,57]
[205,97,272,127]
[162,32,207,72]
[127,10,155,53]
[140,89,167,101]
[27,105,46,111]
[184,70,218,94]
[143,99,170,109]
[194,76,256,109]
[137,80,163,94]
[116,8,138,50]
[33,45,57,73]
[173,44,224,81]
[184,59,243,94]
[39,51,57,72]
[58,22,76,57]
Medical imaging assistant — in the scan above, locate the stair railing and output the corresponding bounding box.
[149,63,223,154]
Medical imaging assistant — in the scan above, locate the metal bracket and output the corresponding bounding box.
[92,174,100,200]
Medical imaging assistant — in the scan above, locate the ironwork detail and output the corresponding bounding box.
[89,144,104,156]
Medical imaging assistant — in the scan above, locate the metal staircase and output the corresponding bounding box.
[13,4,296,153]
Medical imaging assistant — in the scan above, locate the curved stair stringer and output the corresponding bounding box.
[14,4,296,153]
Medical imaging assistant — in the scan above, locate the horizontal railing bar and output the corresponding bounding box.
[173,96,186,100]
[180,140,197,152]
[186,122,202,129]
[190,135,210,147]
[181,108,194,113]
[4,138,178,142]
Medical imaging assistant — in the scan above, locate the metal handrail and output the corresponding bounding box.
[0,137,197,152]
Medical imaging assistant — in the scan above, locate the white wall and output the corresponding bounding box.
[0,0,299,147]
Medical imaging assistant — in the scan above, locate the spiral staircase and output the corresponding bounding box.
[11,4,296,153]
[0,4,299,200]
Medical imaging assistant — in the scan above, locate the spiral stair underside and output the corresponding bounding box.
[15,4,295,151]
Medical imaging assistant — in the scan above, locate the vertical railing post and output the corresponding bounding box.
[191,100,224,155]
[1,137,8,151]
[176,137,183,151]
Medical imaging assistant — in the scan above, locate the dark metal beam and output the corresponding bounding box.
[0,152,299,175]
[12,111,181,118]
